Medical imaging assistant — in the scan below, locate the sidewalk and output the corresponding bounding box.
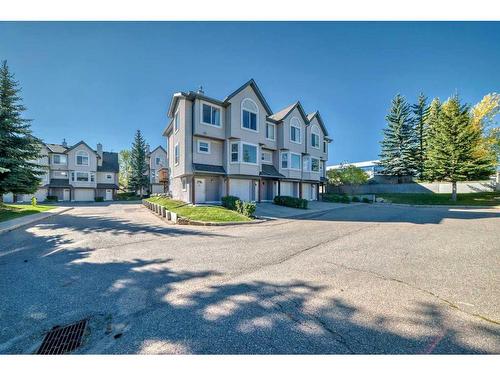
[0,206,73,235]
[255,201,358,220]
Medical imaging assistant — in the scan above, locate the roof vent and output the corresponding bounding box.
[197,85,204,95]
[62,138,67,148]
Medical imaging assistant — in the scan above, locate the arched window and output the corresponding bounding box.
[311,125,320,148]
[76,150,89,166]
[241,98,259,131]
[290,117,301,143]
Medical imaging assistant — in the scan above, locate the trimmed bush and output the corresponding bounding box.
[221,195,240,211]
[241,201,256,217]
[351,196,360,202]
[95,197,104,202]
[45,195,58,202]
[273,195,308,209]
[322,193,341,202]
[339,195,350,204]
[362,197,372,203]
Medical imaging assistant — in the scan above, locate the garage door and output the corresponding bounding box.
[302,183,311,200]
[74,189,95,201]
[230,179,251,201]
[280,182,292,196]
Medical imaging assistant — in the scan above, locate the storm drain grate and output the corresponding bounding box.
[37,319,88,354]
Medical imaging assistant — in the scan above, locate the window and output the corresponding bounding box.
[70,171,74,181]
[242,143,257,164]
[54,170,67,179]
[303,156,310,171]
[281,152,288,169]
[76,172,89,182]
[201,103,221,126]
[181,177,187,191]
[197,140,210,154]
[320,161,324,176]
[290,118,301,143]
[311,132,320,148]
[323,141,327,153]
[155,157,161,166]
[266,123,275,140]
[174,143,179,165]
[90,172,95,182]
[230,143,239,163]
[150,169,156,182]
[106,174,112,180]
[290,153,301,170]
[174,111,180,132]
[52,154,67,165]
[261,151,272,163]
[241,98,258,131]
[311,158,320,172]
[76,150,89,166]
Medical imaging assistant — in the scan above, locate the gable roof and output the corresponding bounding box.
[66,140,97,154]
[97,152,119,173]
[307,111,329,137]
[45,143,68,153]
[149,145,167,155]
[223,79,273,115]
[269,101,309,124]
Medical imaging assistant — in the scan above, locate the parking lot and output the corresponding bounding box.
[0,202,499,354]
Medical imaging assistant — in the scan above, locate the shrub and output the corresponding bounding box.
[221,195,240,210]
[241,201,256,217]
[45,195,58,202]
[322,193,341,202]
[339,195,350,203]
[362,197,372,203]
[351,196,360,202]
[31,197,37,206]
[273,195,308,209]
[95,197,104,202]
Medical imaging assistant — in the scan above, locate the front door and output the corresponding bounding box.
[311,184,316,200]
[195,178,206,203]
[105,189,113,201]
[63,189,70,201]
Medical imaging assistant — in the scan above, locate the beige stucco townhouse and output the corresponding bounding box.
[162,79,331,204]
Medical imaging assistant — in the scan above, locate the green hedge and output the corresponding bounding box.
[95,197,104,202]
[221,196,256,218]
[45,195,58,202]
[221,195,240,210]
[273,195,308,209]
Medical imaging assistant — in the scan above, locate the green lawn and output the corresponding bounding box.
[377,192,500,206]
[146,197,252,222]
[0,204,55,222]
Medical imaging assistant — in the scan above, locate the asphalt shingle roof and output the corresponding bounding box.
[260,164,285,178]
[192,163,226,175]
[97,152,119,173]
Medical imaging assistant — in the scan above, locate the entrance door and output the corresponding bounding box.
[311,184,316,200]
[105,189,113,201]
[195,178,206,203]
[63,189,70,201]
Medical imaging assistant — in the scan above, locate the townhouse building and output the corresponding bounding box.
[147,145,168,194]
[3,140,119,203]
[162,79,331,204]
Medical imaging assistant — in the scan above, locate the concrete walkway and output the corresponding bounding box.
[0,206,73,235]
[256,201,357,219]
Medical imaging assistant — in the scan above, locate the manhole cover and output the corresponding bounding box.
[37,319,88,354]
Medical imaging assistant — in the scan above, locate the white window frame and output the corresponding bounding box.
[280,151,289,169]
[174,110,180,133]
[229,142,239,164]
[241,142,258,165]
[261,151,272,164]
[290,117,302,144]
[75,150,90,166]
[323,141,328,153]
[311,157,320,173]
[197,139,211,154]
[303,155,311,172]
[200,101,222,128]
[155,157,161,166]
[266,122,275,141]
[241,98,259,133]
[320,161,324,176]
[75,171,90,182]
[290,152,301,171]
[181,177,187,191]
[52,154,67,165]
[174,143,179,166]
[311,125,320,149]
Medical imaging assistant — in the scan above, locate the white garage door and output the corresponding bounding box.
[74,189,95,201]
[231,179,251,201]
[280,182,292,196]
[302,183,311,200]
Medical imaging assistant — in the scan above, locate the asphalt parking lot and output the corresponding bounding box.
[0,202,499,354]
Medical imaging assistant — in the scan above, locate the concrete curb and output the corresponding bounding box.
[0,206,74,235]
[374,202,500,210]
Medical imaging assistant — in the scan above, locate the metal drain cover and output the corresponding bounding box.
[37,319,88,354]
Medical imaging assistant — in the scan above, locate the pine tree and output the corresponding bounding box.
[128,130,149,196]
[411,93,430,179]
[0,60,43,202]
[379,94,416,179]
[424,95,496,201]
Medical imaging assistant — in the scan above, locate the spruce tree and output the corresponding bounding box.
[424,95,496,201]
[128,130,149,196]
[0,60,43,202]
[411,93,430,179]
[379,94,416,179]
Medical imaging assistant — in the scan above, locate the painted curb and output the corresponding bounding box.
[0,206,74,235]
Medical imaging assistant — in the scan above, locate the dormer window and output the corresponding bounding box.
[241,98,258,132]
[76,150,89,166]
[290,117,301,144]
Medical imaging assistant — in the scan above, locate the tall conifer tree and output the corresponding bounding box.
[128,130,149,196]
[411,93,430,179]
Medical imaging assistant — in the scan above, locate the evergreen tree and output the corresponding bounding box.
[411,93,430,179]
[128,130,149,196]
[424,95,496,201]
[379,94,416,179]
[0,60,43,202]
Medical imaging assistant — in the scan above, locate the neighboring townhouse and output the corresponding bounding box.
[2,140,119,203]
[147,145,168,194]
[162,79,331,204]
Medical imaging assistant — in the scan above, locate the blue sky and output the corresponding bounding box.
[1,22,499,164]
